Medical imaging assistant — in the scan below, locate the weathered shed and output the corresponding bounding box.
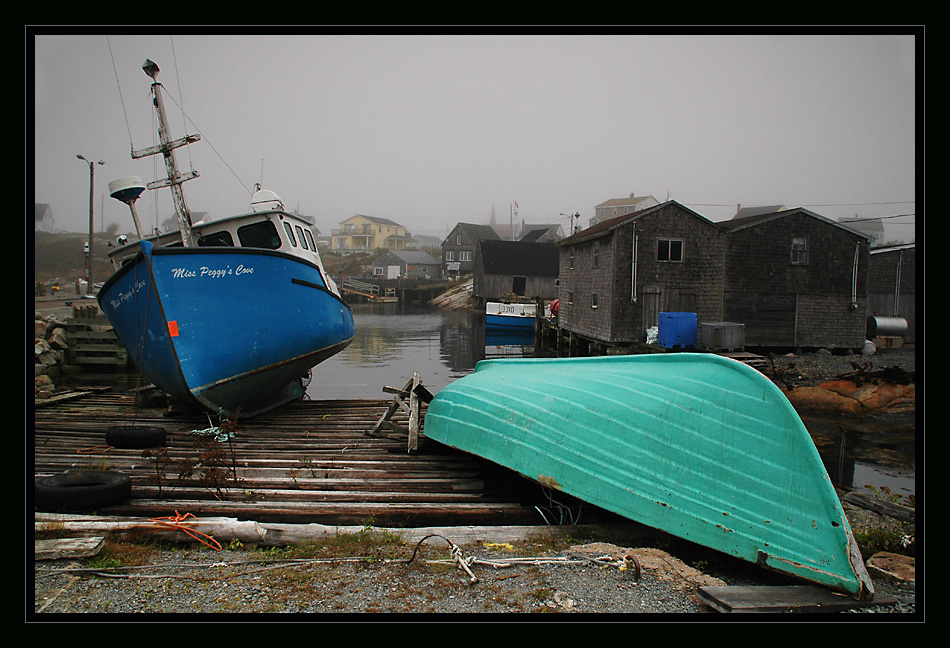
[721,208,870,350]
[557,201,726,346]
[473,240,560,303]
[442,223,500,277]
[371,250,441,280]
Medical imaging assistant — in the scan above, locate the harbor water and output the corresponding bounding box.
[306,302,533,400]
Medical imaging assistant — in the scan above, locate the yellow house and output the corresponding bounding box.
[332,214,412,250]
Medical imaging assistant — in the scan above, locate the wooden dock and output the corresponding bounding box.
[33,390,547,528]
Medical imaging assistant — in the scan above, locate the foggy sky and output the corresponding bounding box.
[32,30,919,244]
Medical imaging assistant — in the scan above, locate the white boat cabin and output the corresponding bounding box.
[107,188,336,293]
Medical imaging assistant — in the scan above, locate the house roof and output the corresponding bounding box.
[519,224,561,242]
[344,214,404,228]
[375,250,440,265]
[721,207,871,240]
[477,240,559,277]
[558,200,718,247]
[595,194,655,209]
[446,223,501,245]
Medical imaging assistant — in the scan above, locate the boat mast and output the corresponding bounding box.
[131,59,201,247]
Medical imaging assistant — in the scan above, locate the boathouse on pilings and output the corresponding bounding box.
[556,201,726,352]
[473,239,560,306]
[720,208,870,351]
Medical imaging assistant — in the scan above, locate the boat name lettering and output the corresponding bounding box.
[107,279,148,310]
[169,265,255,279]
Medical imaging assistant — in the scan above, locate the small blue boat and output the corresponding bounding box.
[485,301,537,331]
[97,59,354,417]
[423,353,875,599]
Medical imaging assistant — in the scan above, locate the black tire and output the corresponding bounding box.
[105,425,167,449]
[34,470,132,513]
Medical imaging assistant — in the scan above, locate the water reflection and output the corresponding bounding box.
[307,302,490,400]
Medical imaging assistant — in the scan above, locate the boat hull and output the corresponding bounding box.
[423,353,874,599]
[485,302,536,331]
[98,241,354,417]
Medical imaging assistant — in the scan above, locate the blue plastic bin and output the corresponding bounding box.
[658,312,697,349]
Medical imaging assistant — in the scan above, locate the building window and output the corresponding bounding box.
[591,293,599,309]
[569,249,575,269]
[456,234,462,245]
[445,250,455,261]
[592,242,600,268]
[657,238,683,262]
[460,251,472,262]
[791,236,808,265]
[567,291,574,304]
[373,267,383,276]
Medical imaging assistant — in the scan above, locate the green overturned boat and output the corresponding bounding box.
[423,353,874,599]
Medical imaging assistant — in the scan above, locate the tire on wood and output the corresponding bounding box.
[106,425,167,449]
[34,470,132,513]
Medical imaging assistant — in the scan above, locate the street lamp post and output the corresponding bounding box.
[77,155,105,293]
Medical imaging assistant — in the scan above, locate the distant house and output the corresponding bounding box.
[35,204,55,232]
[558,201,726,346]
[839,216,886,247]
[732,204,786,220]
[519,224,564,243]
[333,214,410,250]
[442,223,500,278]
[867,243,915,343]
[720,208,870,350]
[591,193,659,228]
[473,240,560,303]
[371,250,441,280]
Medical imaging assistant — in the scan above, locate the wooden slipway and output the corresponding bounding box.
[32,390,545,527]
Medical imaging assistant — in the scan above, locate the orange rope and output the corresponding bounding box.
[148,511,223,551]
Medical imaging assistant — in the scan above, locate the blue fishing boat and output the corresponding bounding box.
[485,301,537,331]
[423,353,875,599]
[97,60,354,417]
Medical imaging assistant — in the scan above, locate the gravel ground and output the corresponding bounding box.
[31,346,919,620]
[32,533,917,618]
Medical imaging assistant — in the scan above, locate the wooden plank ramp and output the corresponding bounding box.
[33,390,543,527]
[697,585,895,614]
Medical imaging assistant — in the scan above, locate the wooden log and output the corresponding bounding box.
[35,536,105,560]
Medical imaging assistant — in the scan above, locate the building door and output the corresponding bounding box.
[388,265,401,279]
[512,276,527,296]
[642,287,660,331]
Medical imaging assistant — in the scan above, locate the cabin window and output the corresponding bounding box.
[304,229,317,251]
[283,222,298,247]
[657,238,683,262]
[295,225,309,250]
[197,231,234,246]
[238,220,282,249]
[791,236,808,265]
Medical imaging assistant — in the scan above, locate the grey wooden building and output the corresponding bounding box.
[557,201,726,346]
[371,250,441,280]
[442,223,500,277]
[473,240,560,304]
[720,208,870,350]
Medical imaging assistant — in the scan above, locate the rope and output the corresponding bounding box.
[148,511,223,551]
